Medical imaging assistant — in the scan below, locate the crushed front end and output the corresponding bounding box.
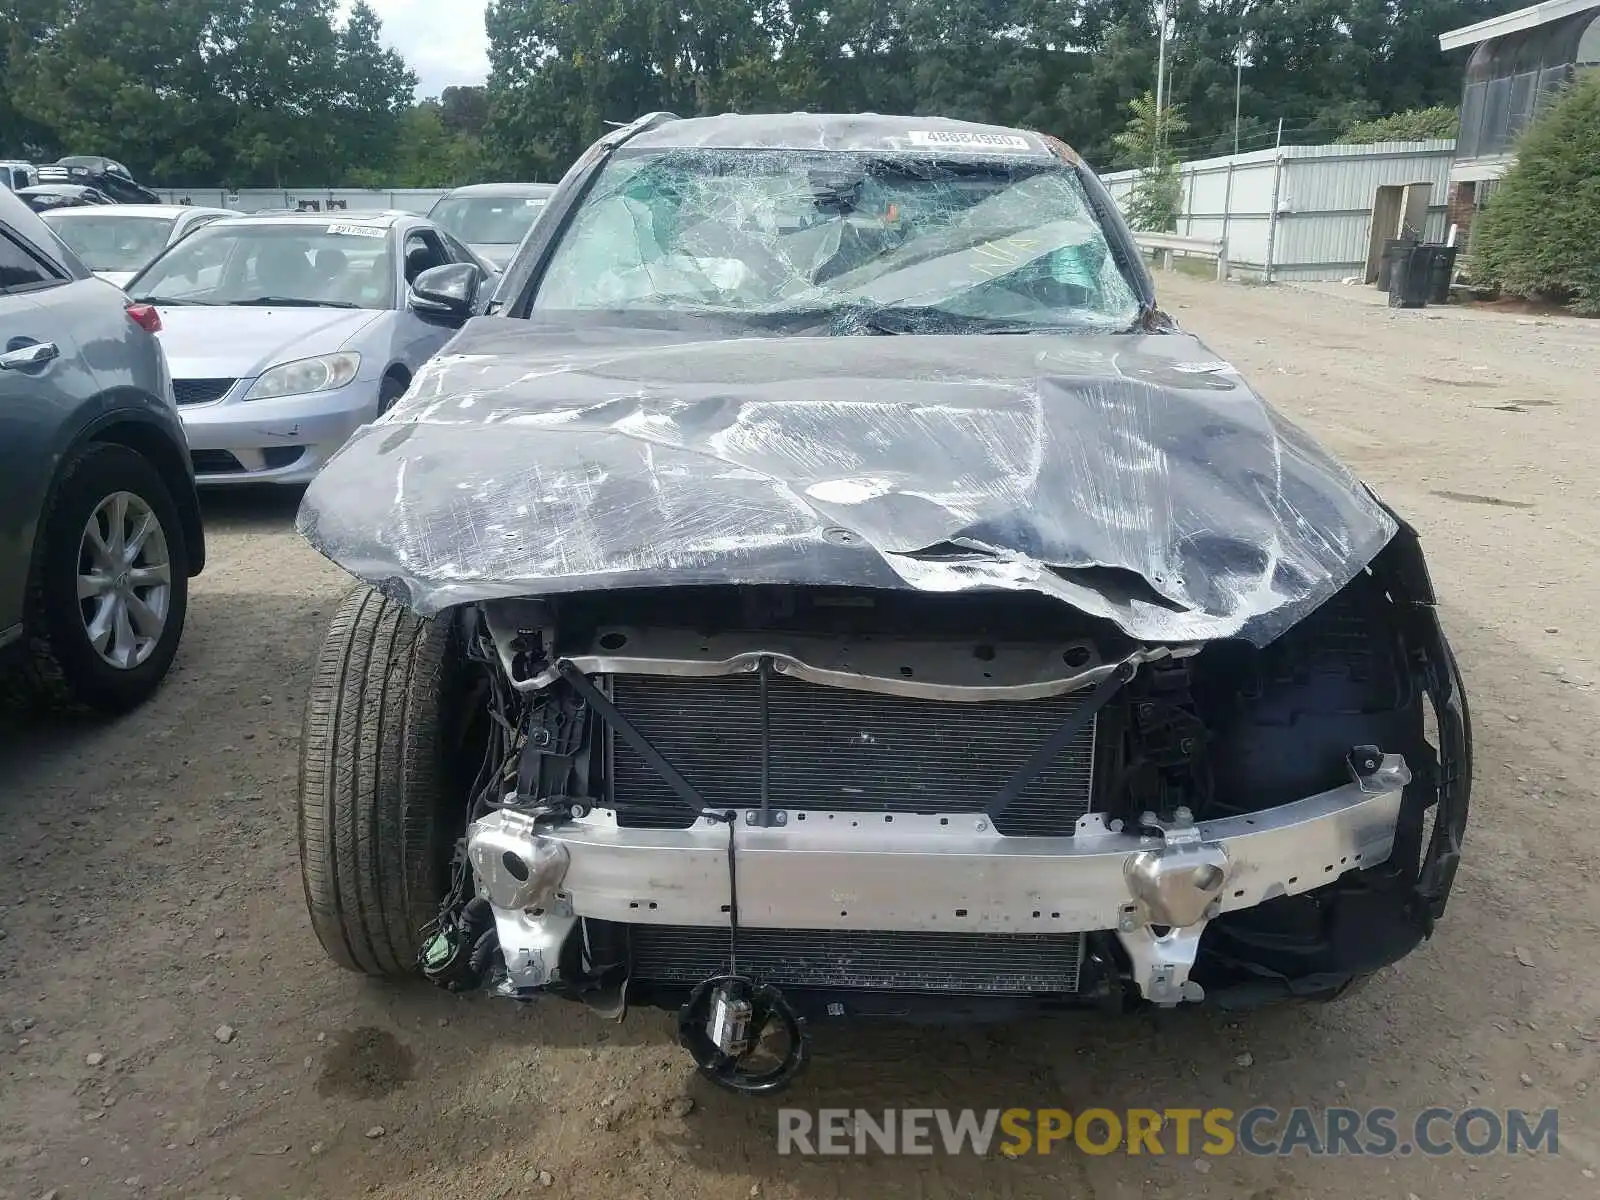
[424,522,1469,1091]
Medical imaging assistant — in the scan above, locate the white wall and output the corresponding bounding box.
[1100,140,1457,281]
[154,187,450,214]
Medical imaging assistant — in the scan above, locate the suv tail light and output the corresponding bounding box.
[126,303,162,333]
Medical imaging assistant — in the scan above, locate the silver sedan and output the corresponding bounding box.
[125,210,497,485]
[41,204,238,287]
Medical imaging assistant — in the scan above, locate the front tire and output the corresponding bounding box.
[297,585,463,976]
[20,442,190,714]
[377,372,408,416]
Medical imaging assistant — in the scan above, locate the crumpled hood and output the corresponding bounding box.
[296,320,1398,646]
[155,306,381,380]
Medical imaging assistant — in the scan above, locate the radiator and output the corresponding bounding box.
[606,672,1097,836]
[629,926,1085,995]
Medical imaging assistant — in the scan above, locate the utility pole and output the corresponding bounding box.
[1233,36,1244,157]
[1153,1,1168,168]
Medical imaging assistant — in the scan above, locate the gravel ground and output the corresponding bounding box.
[3,274,1599,1200]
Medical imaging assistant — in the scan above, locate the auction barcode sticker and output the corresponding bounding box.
[908,130,1033,151]
[326,223,387,238]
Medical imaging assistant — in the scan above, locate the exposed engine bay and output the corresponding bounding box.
[414,521,1468,1093]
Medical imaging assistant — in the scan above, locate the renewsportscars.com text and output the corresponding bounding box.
[776,1107,1559,1157]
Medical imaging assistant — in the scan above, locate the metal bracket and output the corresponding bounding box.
[1123,805,1229,931]
[491,910,578,994]
[986,660,1136,822]
[1348,746,1408,794]
[1073,812,1126,844]
[1139,804,1203,846]
[555,659,710,821]
[1117,805,1225,1005]
[514,687,588,802]
[748,656,784,828]
[1118,922,1207,1006]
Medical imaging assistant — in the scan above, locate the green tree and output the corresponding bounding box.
[0,0,63,159]
[1472,72,1600,314]
[376,102,488,187]
[1112,90,1188,232]
[7,0,415,186]
[440,86,490,137]
[1111,89,1190,169]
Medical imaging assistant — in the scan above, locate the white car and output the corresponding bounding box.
[1,161,38,191]
[41,204,237,287]
[124,210,498,485]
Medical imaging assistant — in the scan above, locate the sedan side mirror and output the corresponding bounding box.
[408,262,484,324]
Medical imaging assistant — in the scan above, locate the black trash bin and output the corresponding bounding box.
[1425,244,1460,304]
[1388,244,1433,308]
[1377,237,1417,290]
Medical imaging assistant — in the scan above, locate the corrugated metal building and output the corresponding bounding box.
[1099,140,1457,282]
[1436,0,1600,248]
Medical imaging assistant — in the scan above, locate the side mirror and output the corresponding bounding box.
[408,262,483,324]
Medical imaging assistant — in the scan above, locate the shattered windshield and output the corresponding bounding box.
[534,149,1140,333]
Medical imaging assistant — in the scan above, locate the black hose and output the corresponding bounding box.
[467,926,500,980]
[722,814,739,975]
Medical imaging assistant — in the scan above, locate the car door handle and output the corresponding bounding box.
[0,342,60,370]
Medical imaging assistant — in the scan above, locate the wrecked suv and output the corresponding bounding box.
[294,112,1470,1093]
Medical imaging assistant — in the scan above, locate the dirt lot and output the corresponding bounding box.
[3,274,1599,1200]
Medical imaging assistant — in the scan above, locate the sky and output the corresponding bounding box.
[354,0,491,97]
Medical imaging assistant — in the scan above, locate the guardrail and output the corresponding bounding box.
[1134,231,1229,282]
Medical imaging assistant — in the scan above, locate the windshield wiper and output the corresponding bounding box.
[969,322,1126,335]
[128,296,217,306]
[846,304,1130,337]
[232,296,360,309]
[832,306,908,335]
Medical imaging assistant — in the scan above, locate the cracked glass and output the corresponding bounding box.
[534,149,1140,334]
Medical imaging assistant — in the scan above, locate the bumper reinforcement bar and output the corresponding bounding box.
[470,751,1411,1006]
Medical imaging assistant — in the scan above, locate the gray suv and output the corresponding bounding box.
[0,186,205,712]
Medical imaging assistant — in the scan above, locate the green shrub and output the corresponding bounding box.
[1123,164,1183,232]
[1471,73,1600,314]
[1337,106,1459,144]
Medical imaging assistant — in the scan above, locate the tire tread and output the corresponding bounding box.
[298,586,456,976]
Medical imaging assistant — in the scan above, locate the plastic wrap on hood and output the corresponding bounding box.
[296,322,1398,647]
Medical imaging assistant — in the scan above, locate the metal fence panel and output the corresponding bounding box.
[1098,139,1457,281]
[154,187,451,213]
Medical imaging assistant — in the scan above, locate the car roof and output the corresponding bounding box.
[625,112,1058,159]
[41,203,234,220]
[56,155,134,175]
[438,182,555,199]
[18,183,102,195]
[225,210,409,228]
[0,185,92,277]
